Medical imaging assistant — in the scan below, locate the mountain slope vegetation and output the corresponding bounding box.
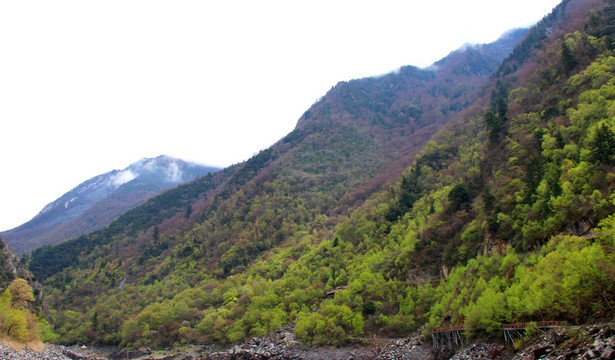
[27,0,615,349]
[0,236,55,344]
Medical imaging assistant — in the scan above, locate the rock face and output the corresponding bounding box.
[0,236,36,288]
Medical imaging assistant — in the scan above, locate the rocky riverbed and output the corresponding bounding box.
[0,342,72,360]
[200,323,615,360]
[4,322,613,360]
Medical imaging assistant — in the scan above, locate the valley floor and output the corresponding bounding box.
[40,322,614,360]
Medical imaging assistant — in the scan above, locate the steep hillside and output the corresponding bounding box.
[26,28,528,347]
[0,235,55,345]
[2,155,218,255]
[0,237,35,292]
[271,0,615,345]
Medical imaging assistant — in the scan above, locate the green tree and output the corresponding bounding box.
[352,313,364,335]
[448,184,471,211]
[7,279,34,309]
[591,124,615,164]
[524,154,544,201]
[464,287,510,334]
[496,97,508,120]
[485,111,505,143]
[562,41,579,74]
[3,309,27,341]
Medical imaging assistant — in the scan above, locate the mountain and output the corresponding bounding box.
[2,155,219,255]
[29,29,525,279]
[27,0,615,350]
[27,28,526,346]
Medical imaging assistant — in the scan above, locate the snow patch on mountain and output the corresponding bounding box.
[64,197,77,208]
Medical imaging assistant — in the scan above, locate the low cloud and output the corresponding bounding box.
[165,162,183,183]
[109,170,137,187]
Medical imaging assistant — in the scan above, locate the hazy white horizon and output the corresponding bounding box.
[0,0,561,231]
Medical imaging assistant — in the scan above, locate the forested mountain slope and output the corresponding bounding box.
[29,0,615,350]
[280,0,615,343]
[3,155,218,255]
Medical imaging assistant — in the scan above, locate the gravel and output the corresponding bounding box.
[0,342,72,360]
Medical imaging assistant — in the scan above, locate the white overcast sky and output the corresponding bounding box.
[0,0,561,231]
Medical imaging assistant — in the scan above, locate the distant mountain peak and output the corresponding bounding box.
[2,155,219,254]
